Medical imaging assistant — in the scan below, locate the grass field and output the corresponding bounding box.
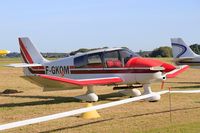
[1,58,200,133]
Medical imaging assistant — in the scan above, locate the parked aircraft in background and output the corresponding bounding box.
[0,50,10,56]
[171,38,200,69]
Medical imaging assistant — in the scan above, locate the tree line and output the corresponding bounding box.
[5,44,200,58]
[139,44,200,57]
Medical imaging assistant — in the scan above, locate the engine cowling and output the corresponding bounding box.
[125,57,176,73]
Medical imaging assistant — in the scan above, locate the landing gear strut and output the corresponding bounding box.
[143,83,160,102]
[75,85,98,102]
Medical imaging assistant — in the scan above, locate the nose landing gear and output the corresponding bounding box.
[75,85,98,102]
[143,84,161,102]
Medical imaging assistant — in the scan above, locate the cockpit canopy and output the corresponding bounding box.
[74,48,139,68]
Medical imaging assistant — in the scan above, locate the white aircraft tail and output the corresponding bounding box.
[18,37,48,75]
[19,37,48,64]
[171,38,198,58]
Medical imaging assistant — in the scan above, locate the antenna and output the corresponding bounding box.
[168,87,172,123]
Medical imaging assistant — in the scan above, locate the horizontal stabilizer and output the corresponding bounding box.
[5,63,42,68]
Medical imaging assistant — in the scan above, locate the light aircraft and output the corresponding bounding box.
[2,37,200,131]
[0,50,10,56]
[171,38,200,68]
[6,37,188,102]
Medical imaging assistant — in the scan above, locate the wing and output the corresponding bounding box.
[165,65,189,78]
[37,74,123,86]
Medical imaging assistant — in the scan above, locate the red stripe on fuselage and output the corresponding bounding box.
[27,68,45,74]
[70,69,156,74]
[20,52,158,75]
[20,49,45,74]
[19,46,158,75]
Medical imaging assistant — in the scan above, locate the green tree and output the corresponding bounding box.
[190,44,200,55]
[150,46,172,57]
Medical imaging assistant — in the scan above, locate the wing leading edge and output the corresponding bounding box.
[37,74,123,86]
[165,65,189,78]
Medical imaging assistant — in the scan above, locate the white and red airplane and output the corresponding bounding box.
[3,37,200,131]
[7,37,189,102]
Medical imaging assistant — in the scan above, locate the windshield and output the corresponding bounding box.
[119,49,139,64]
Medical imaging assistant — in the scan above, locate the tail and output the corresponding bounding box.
[19,37,48,75]
[171,38,198,58]
[19,37,48,64]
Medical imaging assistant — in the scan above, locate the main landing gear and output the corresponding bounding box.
[75,85,98,102]
[75,84,160,102]
[116,84,161,102]
[143,83,161,102]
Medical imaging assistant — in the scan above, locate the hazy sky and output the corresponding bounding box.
[0,0,200,52]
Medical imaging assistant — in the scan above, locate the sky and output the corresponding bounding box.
[0,0,200,53]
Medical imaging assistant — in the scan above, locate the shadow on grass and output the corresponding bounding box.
[0,92,124,108]
[0,95,79,108]
[40,106,200,133]
[165,81,200,89]
[39,118,113,133]
[172,85,200,89]
[99,92,124,101]
[119,106,200,120]
[166,81,200,84]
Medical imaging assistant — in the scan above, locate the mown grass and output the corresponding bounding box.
[144,121,200,133]
[0,57,200,133]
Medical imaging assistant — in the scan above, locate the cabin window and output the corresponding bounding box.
[104,51,122,68]
[87,53,103,68]
[74,55,87,68]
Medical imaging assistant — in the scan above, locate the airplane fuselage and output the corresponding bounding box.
[175,56,200,69]
[22,48,169,91]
